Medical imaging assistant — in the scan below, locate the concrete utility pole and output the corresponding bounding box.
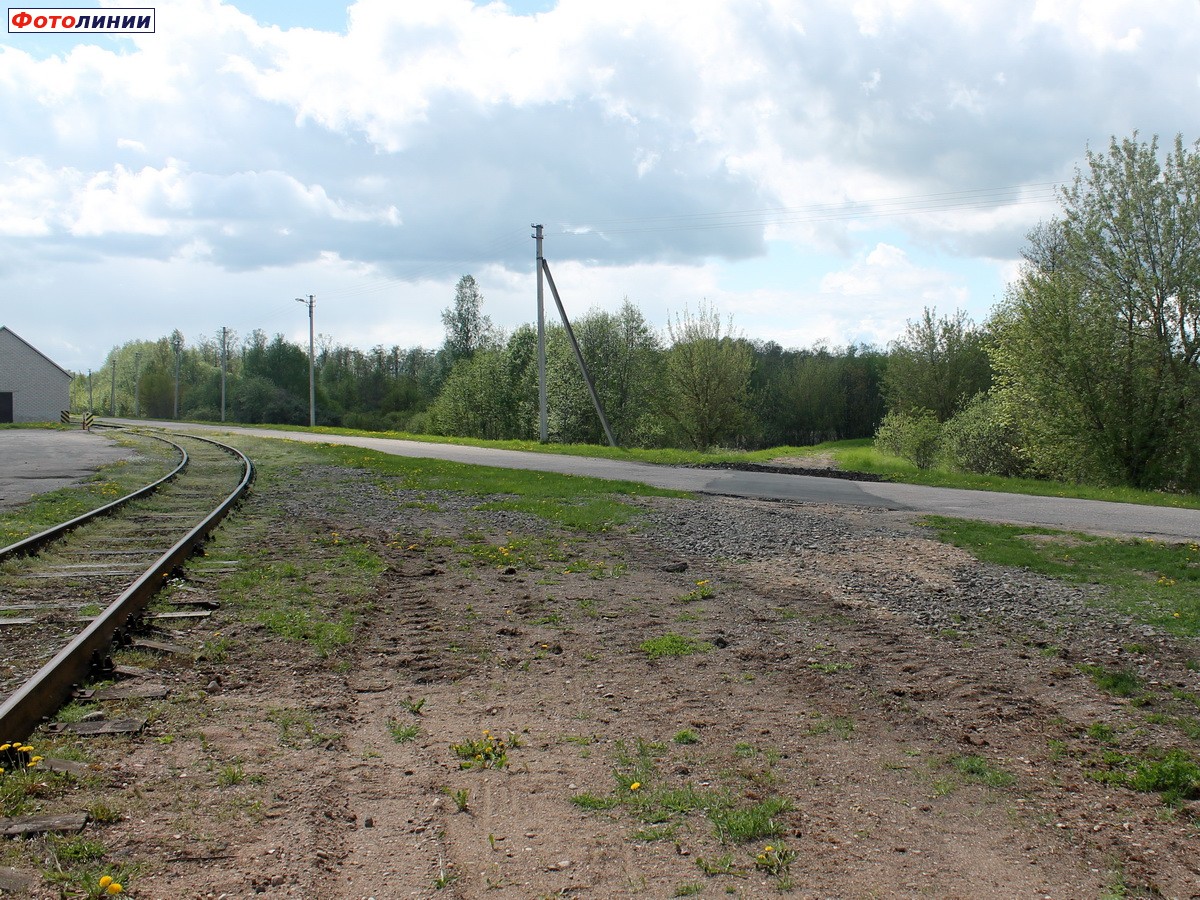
[533,224,548,441]
[220,326,228,423]
[296,295,316,427]
[170,331,184,419]
[133,351,142,418]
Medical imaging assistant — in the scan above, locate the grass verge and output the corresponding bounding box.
[196,423,1200,510]
[921,517,1200,637]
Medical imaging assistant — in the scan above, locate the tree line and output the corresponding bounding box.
[70,276,888,451]
[878,134,1200,493]
[68,134,1200,493]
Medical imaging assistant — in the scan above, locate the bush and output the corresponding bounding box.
[873,408,942,469]
[940,392,1030,477]
[186,406,220,422]
[403,410,432,435]
[342,411,386,432]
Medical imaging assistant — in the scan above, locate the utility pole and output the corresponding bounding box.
[133,351,141,418]
[170,330,184,419]
[220,326,228,423]
[109,356,116,415]
[533,224,547,441]
[296,295,316,427]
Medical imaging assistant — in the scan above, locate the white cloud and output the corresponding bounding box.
[1,0,1198,369]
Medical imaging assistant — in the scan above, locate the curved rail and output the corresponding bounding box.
[0,430,189,562]
[0,433,255,740]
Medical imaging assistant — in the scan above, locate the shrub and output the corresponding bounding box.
[940,392,1030,477]
[873,408,942,469]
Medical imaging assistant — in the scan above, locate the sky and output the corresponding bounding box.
[1,0,1198,372]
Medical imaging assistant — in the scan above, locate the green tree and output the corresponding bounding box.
[544,301,664,446]
[883,307,991,421]
[441,275,494,363]
[428,349,519,440]
[991,134,1200,489]
[874,408,942,470]
[662,303,754,450]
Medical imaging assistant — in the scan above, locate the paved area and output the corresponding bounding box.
[0,429,134,509]
[123,419,1200,543]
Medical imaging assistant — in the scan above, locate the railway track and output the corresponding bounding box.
[0,429,253,740]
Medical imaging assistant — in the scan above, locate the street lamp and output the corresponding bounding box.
[296,295,315,427]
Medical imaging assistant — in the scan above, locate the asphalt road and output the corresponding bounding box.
[98,420,1200,543]
[0,430,135,510]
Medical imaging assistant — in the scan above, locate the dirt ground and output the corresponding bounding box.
[4,458,1200,899]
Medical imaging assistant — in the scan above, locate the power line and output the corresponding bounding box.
[548,182,1062,237]
[298,180,1062,309]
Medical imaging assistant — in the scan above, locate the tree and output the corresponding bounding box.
[441,275,494,363]
[991,134,1200,489]
[873,408,942,470]
[545,301,664,446]
[662,303,754,450]
[883,307,991,421]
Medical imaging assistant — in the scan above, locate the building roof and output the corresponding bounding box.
[0,326,74,379]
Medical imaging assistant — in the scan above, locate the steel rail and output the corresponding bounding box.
[0,430,189,562]
[0,434,254,740]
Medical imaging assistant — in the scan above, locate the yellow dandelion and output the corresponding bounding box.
[107,883,123,895]
[764,845,774,853]
[99,876,113,888]
[629,782,641,791]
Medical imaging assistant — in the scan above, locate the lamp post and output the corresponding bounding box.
[296,295,315,427]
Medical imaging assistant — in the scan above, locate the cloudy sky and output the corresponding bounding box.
[1,0,1197,372]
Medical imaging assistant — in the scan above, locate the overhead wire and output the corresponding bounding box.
[309,180,1062,305]
[547,182,1062,237]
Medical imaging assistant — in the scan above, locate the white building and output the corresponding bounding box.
[0,327,73,423]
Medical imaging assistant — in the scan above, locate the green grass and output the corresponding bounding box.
[388,721,420,743]
[225,425,1200,510]
[184,421,1200,512]
[1082,665,1144,698]
[305,441,688,531]
[0,428,178,546]
[1084,746,1200,806]
[709,796,790,843]
[266,707,339,749]
[921,517,1200,637]
[214,519,385,657]
[639,633,714,660]
[570,792,620,811]
[829,441,1200,510]
[948,754,1015,789]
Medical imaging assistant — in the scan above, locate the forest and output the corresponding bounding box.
[68,135,1200,494]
